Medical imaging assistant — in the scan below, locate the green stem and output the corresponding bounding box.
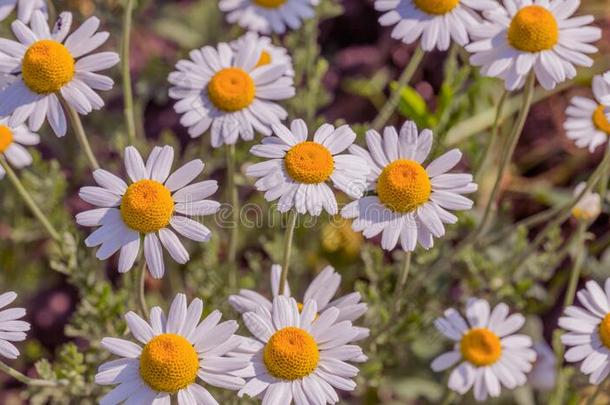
[136,259,148,317]
[122,0,137,145]
[61,100,100,170]
[278,210,297,296]
[474,90,508,180]
[0,157,60,242]
[45,0,56,23]
[473,73,536,240]
[440,389,457,405]
[392,251,412,313]
[372,46,425,131]
[563,223,587,308]
[0,360,60,387]
[226,144,239,289]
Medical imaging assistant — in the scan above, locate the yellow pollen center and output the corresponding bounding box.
[22,40,75,94]
[376,159,431,213]
[139,334,199,393]
[0,125,14,153]
[593,105,610,135]
[207,68,255,112]
[254,0,287,8]
[120,180,174,233]
[412,0,459,15]
[256,51,272,68]
[263,327,320,380]
[460,328,502,367]
[507,6,559,52]
[599,314,610,349]
[284,142,334,184]
[296,302,320,320]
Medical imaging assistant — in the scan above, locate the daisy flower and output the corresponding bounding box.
[168,38,294,147]
[229,264,369,343]
[0,291,30,360]
[96,293,249,404]
[559,279,610,384]
[219,0,317,35]
[235,295,367,404]
[467,0,601,90]
[374,0,498,51]
[0,117,40,179]
[246,119,370,216]
[230,31,294,77]
[0,11,120,137]
[76,145,220,279]
[0,0,46,23]
[564,74,610,152]
[431,298,536,402]
[341,121,477,251]
[571,182,601,222]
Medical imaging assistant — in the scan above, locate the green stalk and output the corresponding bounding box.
[61,100,100,170]
[136,259,148,316]
[0,157,60,242]
[474,90,508,180]
[278,210,298,296]
[472,73,536,240]
[0,360,61,387]
[392,251,412,313]
[226,144,239,289]
[372,46,425,131]
[122,0,137,145]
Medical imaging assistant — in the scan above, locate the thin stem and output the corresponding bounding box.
[0,157,60,242]
[586,382,604,405]
[372,46,425,131]
[440,389,457,405]
[473,73,536,240]
[45,0,56,23]
[136,259,148,316]
[392,251,412,313]
[563,223,587,308]
[0,360,60,387]
[474,90,509,180]
[226,144,239,289]
[61,99,100,170]
[122,0,137,145]
[278,210,298,296]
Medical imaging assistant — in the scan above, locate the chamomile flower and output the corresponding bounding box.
[559,279,610,384]
[0,11,119,137]
[341,121,477,252]
[374,0,498,51]
[432,298,536,402]
[229,265,369,343]
[0,117,40,179]
[466,0,601,91]
[564,74,610,152]
[571,182,601,222]
[230,31,294,77]
[76,145,220,279]
[0,291,30,360]
[235,296,367,404]
[168,38,294,147]
[219,0,317,35]
[96,294,249,404]
[246,119,370,216]
[0,0,46,23]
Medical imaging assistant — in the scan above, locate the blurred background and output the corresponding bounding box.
[1,0,610,403]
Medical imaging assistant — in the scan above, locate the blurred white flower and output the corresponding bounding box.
[571,182,601,222]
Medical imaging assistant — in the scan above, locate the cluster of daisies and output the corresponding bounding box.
[0,0,609,404]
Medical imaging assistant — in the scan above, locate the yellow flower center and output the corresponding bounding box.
[253,0,287,8]
[256,50,272,68]
[263,327,320,380]
[296,302,320,320]
[139,334,199,393]
[284,141,335,184]
[0,125,14,153]
[120,180,174,233]
[412,0,459,15]
[593,105,610,135]
[321,218,363,258]
[207,67,255,112]
[22,40,75,94]
[507,6,559,52]
[460,328,502,367]
[599,313,610,349]
[376,159,431,213]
